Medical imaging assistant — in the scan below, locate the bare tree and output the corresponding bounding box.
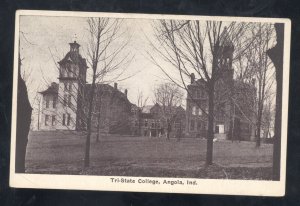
[235,23,276,147]
[136,89,149,109]
[252,24,275,147]
[84,17,132,168]
[153,82,183,110]
[150,20,258,165]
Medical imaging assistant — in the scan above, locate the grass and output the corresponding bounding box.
[25,131,273,180]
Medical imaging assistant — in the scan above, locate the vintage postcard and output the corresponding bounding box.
[10,10,291,196]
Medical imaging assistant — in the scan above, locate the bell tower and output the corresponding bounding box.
[56,40,88,130]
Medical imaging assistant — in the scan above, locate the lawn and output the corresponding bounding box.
[25,131,273,180]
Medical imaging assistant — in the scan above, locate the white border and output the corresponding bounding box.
[10,10,291,196]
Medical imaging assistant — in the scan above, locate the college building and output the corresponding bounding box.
[38,41,132,134]
[185,39,256,141]
[130,103,186,138]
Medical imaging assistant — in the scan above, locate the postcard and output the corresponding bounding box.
[10,10,291,196]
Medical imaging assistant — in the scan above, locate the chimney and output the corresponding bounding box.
[114,83,118,89]
[124,89,128,96]
[190,73,195,84]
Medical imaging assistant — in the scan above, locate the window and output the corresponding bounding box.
[215,125,224,134]
[61,68,66,77]
[67,113,71,126]
[45,96,50,108]
[68,94,72,107]
[53,96,57,108]
[192,106,196,115]
[63,94,68,106]
[151,122,155,128]
[45,115,49,126]
[157,121,161,128]
[190,120,195,131]
[62,114,66,125]
[199,90,204,98]
[197,121,202,131]
[69,83,72,92]
[215,125,219,133]
[64,83,68,91]
[52,115,56,126]
[69,66,73,77]
[144,120,148,127]
[198,108,202,116]
[66,64,71,77]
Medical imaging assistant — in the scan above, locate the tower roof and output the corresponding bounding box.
[69,41,80,49]
[58,41,88,68]
[39,82,58,95]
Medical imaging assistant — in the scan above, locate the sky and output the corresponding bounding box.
[19,15,277,114]
[19,15,177,107]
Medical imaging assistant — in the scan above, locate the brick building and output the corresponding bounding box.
[131,103,186,138]
[185,41,256,141]
[38,41,132,134]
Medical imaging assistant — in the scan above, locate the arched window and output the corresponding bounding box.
[198,108,202,116]
[192,106,196,115]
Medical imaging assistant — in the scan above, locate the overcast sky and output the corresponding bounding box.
[20,15,178,107]
[19,15,276,113]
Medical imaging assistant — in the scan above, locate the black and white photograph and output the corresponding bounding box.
[10,10,290,196]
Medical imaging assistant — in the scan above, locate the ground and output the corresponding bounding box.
[25,131,273,180]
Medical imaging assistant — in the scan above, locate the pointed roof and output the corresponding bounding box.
[84,83,131,105]
[142,105,153,113]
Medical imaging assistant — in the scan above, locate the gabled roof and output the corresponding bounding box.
[39,82,58,95]
[141,105,153,113]
[84,83,131,105]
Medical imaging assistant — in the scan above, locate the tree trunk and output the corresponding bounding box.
[256,107,262,147]
[96,113,100,142]
[267,23,284,181]
[15,59,32,173]
[84,75,96,168]
[206,83,214,165]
